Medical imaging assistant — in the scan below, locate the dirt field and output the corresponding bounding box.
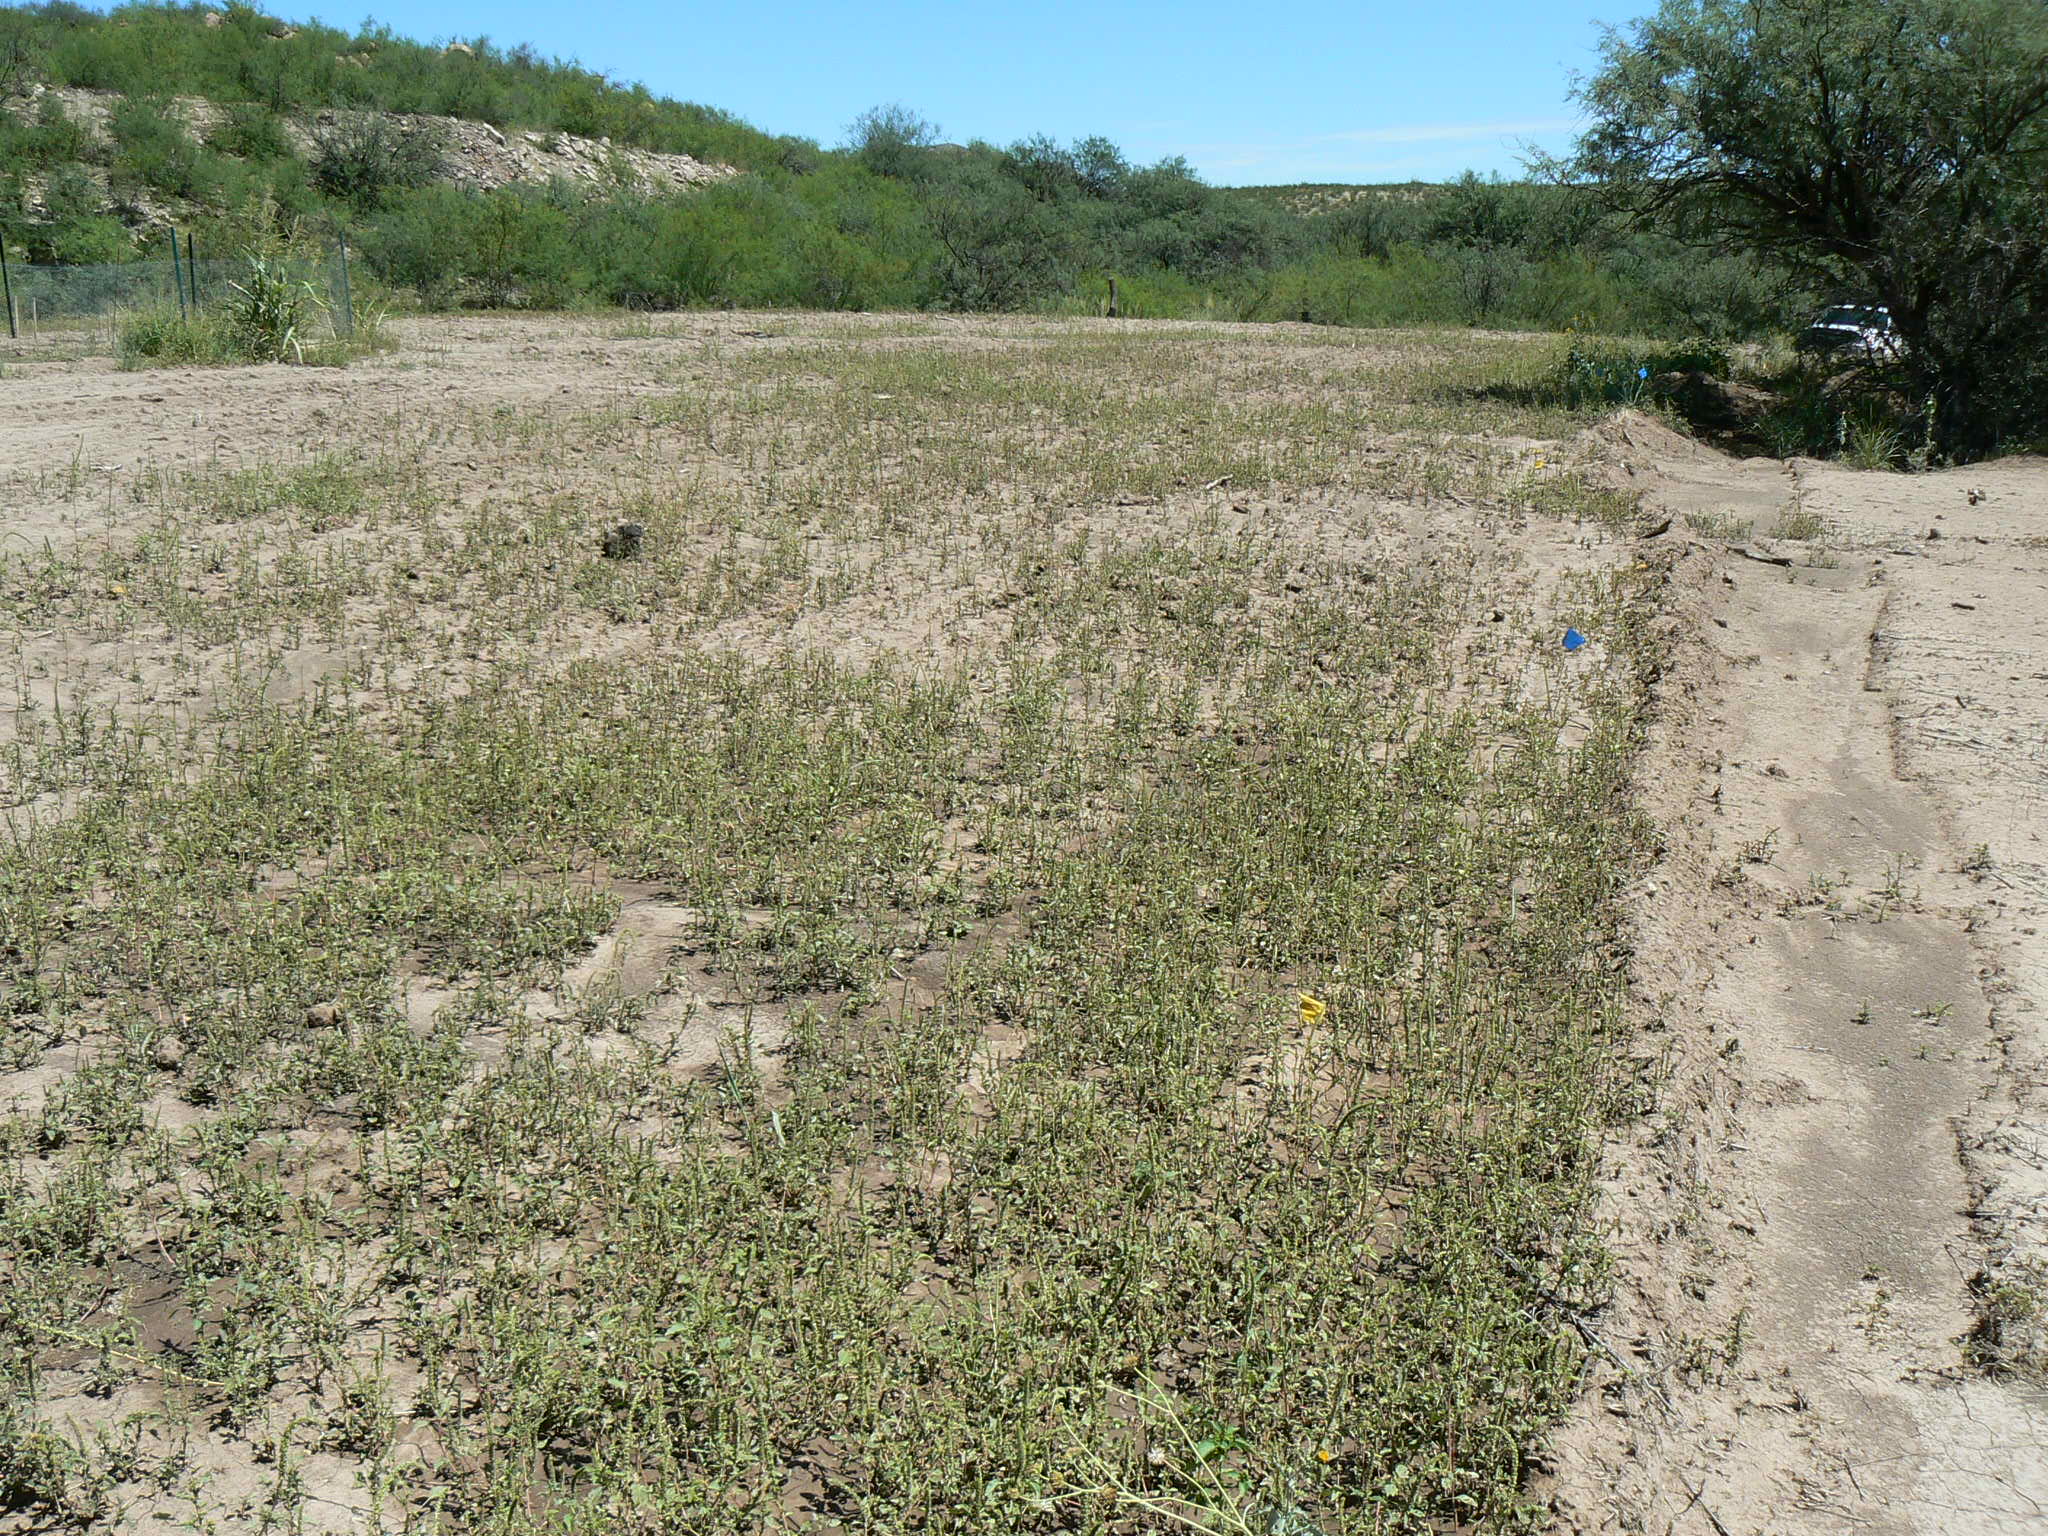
[1,315,2042,1534]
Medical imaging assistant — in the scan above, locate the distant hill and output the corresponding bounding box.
[1235,182,1444,217]
[0,3,805,171]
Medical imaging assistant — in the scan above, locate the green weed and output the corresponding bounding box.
[1,314,1671,1532]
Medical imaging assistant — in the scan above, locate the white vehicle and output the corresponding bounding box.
[1797,303,1903,362]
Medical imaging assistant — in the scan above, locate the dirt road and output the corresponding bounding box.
[1552,418,2048,1533]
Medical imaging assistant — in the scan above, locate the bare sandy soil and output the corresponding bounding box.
[1548,415,2048,1533]
[2,318,2043,1532]
[0,309,1594,823]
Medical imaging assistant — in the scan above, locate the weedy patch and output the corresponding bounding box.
[115,247,394,372]
[1,313,1670,1533]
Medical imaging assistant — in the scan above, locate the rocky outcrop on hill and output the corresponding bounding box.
[300,105,733,197]
[7,84,733,208]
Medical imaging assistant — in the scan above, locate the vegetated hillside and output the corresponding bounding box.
[0,1,767,282]
[0,3,1806,333]
[7,84,731,230]
[0,1,804,167]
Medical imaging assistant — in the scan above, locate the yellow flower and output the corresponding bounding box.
[1317,1449,1335,1464]
[1298,992,1328,1025]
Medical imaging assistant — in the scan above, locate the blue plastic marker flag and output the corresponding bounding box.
[1563,627,1589,652]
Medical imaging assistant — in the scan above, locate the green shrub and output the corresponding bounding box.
[1428,171,1537,250]
[257,155,327,225]
[1753,364,1918,464]
[591,181,804,309]
[1525,337,1738,412]
[358,183,588,308]
[1448,244,1532,322]
[0,7,43,97]
[1314,194,1426,261]
[225,247,314,360]
[1514,254,1644,333]
[919,158,1078,310]
[38,161,101,223]
[108,94,191,185]
[107,96,240,204]
[30,211,132,264]
[772,135,822,176]
[117,309,243,365]
[1236,248,1462,328]
[351,183,476,306]
[1608,236,1808,339]
[1551,344,1656,409]
[353,168,939,315]
[848,103,940,181]
[23,93,93,166]
[207,102,293,162]
[462,187,584,308]
[1658,336,1734,374]
[311,116,445,211]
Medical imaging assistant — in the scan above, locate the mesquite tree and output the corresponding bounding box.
[1567,0,2048,459]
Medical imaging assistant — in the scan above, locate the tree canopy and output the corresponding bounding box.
[1568,0,2048,457]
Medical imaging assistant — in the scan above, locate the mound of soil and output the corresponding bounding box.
[1654,369,1776,435]
[1577,406,1712,463]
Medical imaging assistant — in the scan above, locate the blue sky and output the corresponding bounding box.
[309,2,1623,184]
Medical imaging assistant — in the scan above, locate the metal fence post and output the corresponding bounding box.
[336,232,355,338]
[186,232,198,313]
[0,241,15,340]
[170,228,188,321]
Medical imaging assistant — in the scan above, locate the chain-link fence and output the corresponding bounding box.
[0,240,359,346]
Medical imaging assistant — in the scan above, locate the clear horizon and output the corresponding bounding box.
[75,1,1623,184]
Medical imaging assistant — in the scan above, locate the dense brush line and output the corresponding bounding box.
[0,4,1807,335]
